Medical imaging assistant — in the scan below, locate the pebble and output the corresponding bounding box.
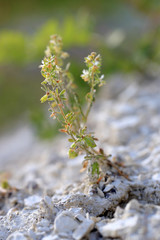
[97,187,105,198]
[152,173,160,182]
[6,232,28,240]
[54,211,79,234]
[24,195,42,207]
[103,184,114,192]
[72,219,94,240]
[97,215,138,238]
[44,196,53,210]
[42,236,56,240]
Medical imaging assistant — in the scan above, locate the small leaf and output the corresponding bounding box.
[60,96,67,101]
[60,89,66,96]
[1,181,10,189]
[41,79,47,85]
[80,160,88,173]
[68,138,74,142]
[80,126,87,135]
[70,142,76,148]
[91,162,99,176]
[84,136,96,148]
[59,129,67,133]
[40,95,48,103]
[51,102,57,108]
[68,149,78,159]
[41,72,46,78]
[65,112,75,123]
[56,88,59,94]
[48,97,54,101]
[86,92,93,102]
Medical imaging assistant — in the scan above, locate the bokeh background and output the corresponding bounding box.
[0,0,160,139]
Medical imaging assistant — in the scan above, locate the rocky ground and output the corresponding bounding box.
[0,74,160,240]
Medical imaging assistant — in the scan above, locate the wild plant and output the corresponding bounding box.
[40,35,128,184]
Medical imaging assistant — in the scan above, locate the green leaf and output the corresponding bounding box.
[68,149,78,158]
[60,97,67,101]
[48,97,54,101]
[91,162,99,176]
[86,92,93,102]
[65,112,75,123]
[60,89,66,96]
[56,88,59,94]
[80,126,87,134]
[51,102,57,108]
[40,95,48,103]
[41,79,47,85]
[68,138,74,142]
[84,136,96,148]
[41,72,46,78]
[1,180,10,189]
[71,142,76,148]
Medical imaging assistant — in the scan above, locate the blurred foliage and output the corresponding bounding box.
[128,0,160,14]
[0,32,27,65]
[31,14,92,61]
[0,0,121,24]
[0,14,92,65]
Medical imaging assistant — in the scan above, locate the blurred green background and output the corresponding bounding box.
[0,0,160,138]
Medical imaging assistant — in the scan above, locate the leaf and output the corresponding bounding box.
[85,92,93,102]
[65,112,75,123]
[68,149,78,159]
[51,102,57,108]
[40,95,48,103]
[91,162,99,176]
[68,138,74,142]
[41,79,47,85]
[56,88,59,94]
[59,89,66,96]
[41,71,46,78]
[80,160,88,173]
[80,126,87,135]
[84,136,96,148]
[1,181,10,189]
[70,142,76,148]
[59,129,67,133]
[48,97,54,101]
[60,96,67,101]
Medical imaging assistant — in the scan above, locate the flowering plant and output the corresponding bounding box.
[40,35,128,183]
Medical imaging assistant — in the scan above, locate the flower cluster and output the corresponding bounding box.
[45,34,69,64]
[81,52,105,87]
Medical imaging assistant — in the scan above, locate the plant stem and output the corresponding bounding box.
[84,73,94,122]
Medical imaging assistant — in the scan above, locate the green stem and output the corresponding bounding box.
[84,73,94,122]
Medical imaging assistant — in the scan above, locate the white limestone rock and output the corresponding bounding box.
[97,215,138,238]
[54,211,79,234]
[97,199,160,240]
[55,176,130,216]
[6,232,28,240]
[73,218,94,240]
[24,195,42,208]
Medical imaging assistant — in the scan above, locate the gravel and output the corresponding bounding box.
[0,74,160,239]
